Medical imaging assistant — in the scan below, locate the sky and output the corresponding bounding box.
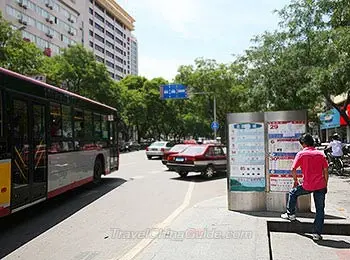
[117,0,291,81]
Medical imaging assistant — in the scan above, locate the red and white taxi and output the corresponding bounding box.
[167,144,227,178]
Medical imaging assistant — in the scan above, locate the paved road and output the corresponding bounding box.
[0,151,227,260]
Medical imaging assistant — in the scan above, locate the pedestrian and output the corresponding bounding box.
[280,133,328,241]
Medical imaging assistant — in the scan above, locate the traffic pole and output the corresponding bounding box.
[214,95,217,140]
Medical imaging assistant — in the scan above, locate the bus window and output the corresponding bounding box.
[102,115,108,139]
[84,111,93,140]
[0,91,2,137]
[50,103,62,137]
[94,113,101,138]
[74,109,84,139]
[62,105,72,138]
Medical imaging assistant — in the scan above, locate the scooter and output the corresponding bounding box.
[324,147,344,175]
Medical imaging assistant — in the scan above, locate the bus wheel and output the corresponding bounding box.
[93,158,103,184]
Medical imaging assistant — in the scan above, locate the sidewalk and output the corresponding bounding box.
[133,176,350,260]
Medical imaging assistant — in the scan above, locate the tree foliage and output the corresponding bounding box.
[0,12,44,75]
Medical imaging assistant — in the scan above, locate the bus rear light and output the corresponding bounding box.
[1,187,7,193]
[146,147,149,151]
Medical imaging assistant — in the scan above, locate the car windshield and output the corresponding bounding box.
[150,142,166,147]
[180,146,206,155]
[170,144,188,152]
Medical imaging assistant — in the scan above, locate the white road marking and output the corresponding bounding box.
[116,182,195,260]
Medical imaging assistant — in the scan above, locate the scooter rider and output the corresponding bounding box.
[327,133,343,158]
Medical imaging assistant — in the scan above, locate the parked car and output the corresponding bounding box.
[125,141,141,151]
[146,141,174,159]
[167,144,227,179]
[162,144,193,169]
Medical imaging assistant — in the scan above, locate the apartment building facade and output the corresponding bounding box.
[81,0,136,80]
[130,35,138,75]
[0,0,83,57]
[1,0,138,80]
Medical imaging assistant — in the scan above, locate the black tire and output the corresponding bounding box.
[147,155,152,160]
[201,165,215,179]
[334,159,344,175]
[178,171,188,178]
[93,158,103,184]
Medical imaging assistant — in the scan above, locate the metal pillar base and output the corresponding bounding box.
[228,192,266,211]
[266,192,311,212]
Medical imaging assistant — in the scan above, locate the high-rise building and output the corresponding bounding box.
[0,0,83,57]
[130,34,138,75]
[81,0,136,80]
[0,0,138,81]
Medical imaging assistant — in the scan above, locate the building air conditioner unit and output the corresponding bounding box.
[18,18,28,25]
[68,16,74,23]
[46,31,53,38]
[45,2,53,10]
[68,29,75,36]
[46,16,54,24]
[18,1,28,9]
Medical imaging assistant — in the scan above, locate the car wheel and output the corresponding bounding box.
[202,165,215,179]
[147,156,152,160]
[178,171,188,178]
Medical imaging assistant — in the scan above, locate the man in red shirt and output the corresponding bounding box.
[281,133,328,241]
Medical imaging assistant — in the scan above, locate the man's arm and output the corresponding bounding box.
[291,168,298,188]
[323,167,329,187]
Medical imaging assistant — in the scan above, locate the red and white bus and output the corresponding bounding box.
[0,67,119,217]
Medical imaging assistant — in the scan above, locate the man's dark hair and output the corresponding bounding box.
[299,133,314,147]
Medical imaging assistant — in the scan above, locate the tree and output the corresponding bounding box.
[175,58,248,140]
[0,12,44,75]
[240,0,350,125]
[42,44,113,104]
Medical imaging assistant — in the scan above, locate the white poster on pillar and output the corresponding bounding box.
[268,121,305,192]
[229,122,265,192]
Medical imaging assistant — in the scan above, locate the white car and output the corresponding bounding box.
[146,141,174,159]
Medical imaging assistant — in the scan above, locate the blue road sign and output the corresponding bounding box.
[160,84,188,99]
[211,121,219,130]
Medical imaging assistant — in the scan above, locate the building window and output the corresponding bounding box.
[95,33,104,43]
[95,44,104,53]
[95,55,104,63]
[115,28,123,37]
[106,61,114,69]
[115,47,123,55]
[106,50,114,59]
[89,19,93,26]
[115,37,123,46]
[106,30,114,40]
[95,12,104,23]
[95,23,104,33]
[89,41,93,47]
[106,20,114,30]
[89,30,93,36]
[89,8,93,15]
[106,40,114,50]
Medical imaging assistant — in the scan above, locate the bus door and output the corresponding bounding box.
[9,97,48,209]
[109,120,118,171]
